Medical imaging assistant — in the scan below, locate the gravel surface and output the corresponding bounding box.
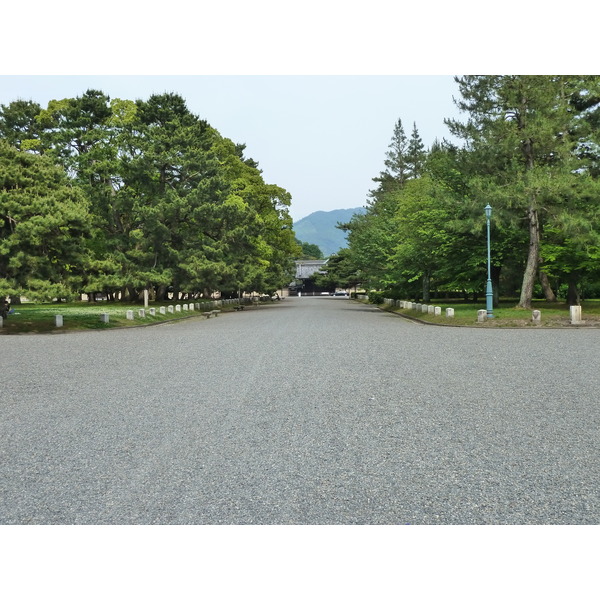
[1,297,598,524]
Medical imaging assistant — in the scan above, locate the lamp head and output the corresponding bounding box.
[484,204,492,219]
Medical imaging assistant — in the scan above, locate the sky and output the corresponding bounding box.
[0,75,463,222]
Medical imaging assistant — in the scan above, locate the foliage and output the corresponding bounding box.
[344,76,600,308]
[0,140,91,300]
[0,90,298,301]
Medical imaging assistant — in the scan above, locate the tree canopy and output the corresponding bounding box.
[341,76,600,306]
[0,90,297,302]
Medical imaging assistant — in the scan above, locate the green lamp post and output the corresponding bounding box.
[485,204,494,318]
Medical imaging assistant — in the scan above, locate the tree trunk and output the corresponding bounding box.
[156,285,168,301]
[566,279,580,306]
[518,206,540,309]
[422,271,430,303]
[539,269,557,302]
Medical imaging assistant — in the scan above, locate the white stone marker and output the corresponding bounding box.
[0,316,3,328]
[477,309,487,322]
[175,305,182,312]
[143,288,149,308]
[422,304,429,313]
[427,305,434,314]
[434,306,442,316]
[159,306,166,315]
[411,303,417,310]
[416,303,422,312]
[446,308,455,318]
[168,305,174,314]
[100,313,109,323]
[138,309,146,318]
[149,308,156,316]
[55,315,63,327]
[532,310,541,323]
[570,305,583,324]
[126,310,134,320]
[183,304,189,311]
[189,304,194,311]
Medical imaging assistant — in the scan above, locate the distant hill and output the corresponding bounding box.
[293,207,366,257]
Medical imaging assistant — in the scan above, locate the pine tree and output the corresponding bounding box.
[406,122,426,180]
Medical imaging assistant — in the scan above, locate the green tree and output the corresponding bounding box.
[0,141,91,300]
[447,75,600,308]
[296,239,324,259]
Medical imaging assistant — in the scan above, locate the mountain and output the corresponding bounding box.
[293,207,366,257]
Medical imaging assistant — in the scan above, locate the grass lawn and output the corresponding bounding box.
[379,299,600,328]
[0,300,221,335]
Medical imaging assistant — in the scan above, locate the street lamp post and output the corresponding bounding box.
[485,204,494,319]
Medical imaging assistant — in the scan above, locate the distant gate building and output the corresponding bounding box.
[289,260,330,295]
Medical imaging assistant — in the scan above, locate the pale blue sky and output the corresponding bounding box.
[0,75,463,221]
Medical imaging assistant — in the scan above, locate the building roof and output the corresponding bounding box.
[295,260,328,279]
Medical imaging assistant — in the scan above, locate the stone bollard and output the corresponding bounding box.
[168,305,174,314]
[175,305,182,312]
[477,309,487,322]
[159,306,166,315]
[149,308,156,316]
[446,308,454,318]
[434,306,441,316]
[55,315,63,327]
[126,310,134,320]
[570,305,583,324]
[100,313,109,324]
[532,310,541,324]
[427,305,434,314]
[138,309,146,318]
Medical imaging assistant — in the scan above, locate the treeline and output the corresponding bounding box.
[325,76,600,308]
[0,90,298,302]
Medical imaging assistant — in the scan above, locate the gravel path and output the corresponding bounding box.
[1,297,598,524]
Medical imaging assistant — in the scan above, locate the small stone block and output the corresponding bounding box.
[159,306,166,315]
[138,309,146,318]
[532,310,541,323]
[0,316,3,328]
[126,310,134,320]
[188,304,194,311]
[100,313,109,323]
[446,308,454,318]
[55,315,63,327]
[416,303,422,312]
[149,308,156,316]
[168,305,174,313]
[175,305,182,312]
[427,305,434,314]
[570,305,583,324]
[477,309,487,322]
[411,303,417,310]
[434,306,441,316]
[183,304,188,311]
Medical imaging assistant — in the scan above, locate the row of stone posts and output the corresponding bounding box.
[50,300,226,328]
[385,299,455,318]
[387,298,591,325]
